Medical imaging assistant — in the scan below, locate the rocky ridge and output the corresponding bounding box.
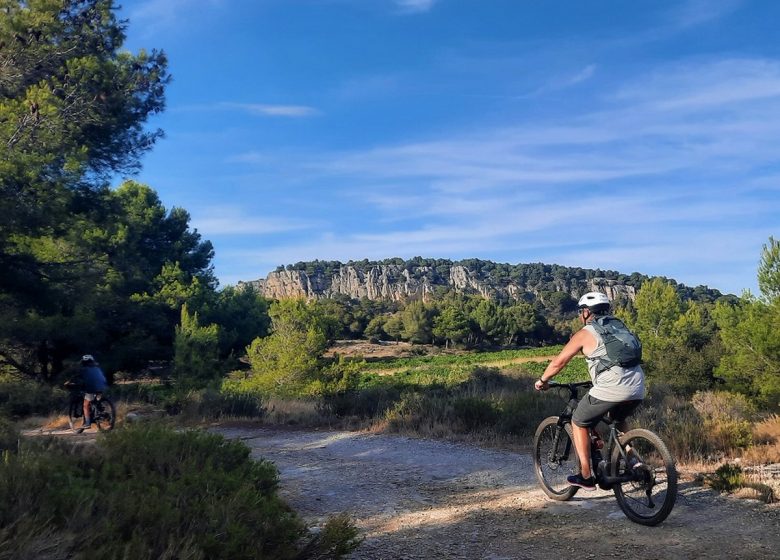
[238,262,638,303]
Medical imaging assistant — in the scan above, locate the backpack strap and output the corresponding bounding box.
[589,316,618,375]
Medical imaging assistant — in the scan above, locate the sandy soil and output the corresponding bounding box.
[214,426,780,560]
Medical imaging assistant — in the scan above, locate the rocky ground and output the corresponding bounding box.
[215,425,780,560]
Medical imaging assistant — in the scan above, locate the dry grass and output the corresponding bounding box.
[742,414,780,464]
[264,398,330,426]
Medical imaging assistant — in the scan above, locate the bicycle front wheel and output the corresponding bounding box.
[68,398,83,432]
[93,397,116,431]
[611,428,677,526]
[533,416,579,501]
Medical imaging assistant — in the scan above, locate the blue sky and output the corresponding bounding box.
[117,0,780,296]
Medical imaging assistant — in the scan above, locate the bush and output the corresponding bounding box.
[0,423,363,559]
[164,388,266,420]
[0,415,18,454]
[0,378,65,417]
[692,391,756,450]
[708,463,744,492]
[452,397,500,432]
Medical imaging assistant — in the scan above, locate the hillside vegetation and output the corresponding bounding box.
[1,1,778,555]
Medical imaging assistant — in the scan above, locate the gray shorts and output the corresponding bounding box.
[84,393,97,402]
[572,393,642,428]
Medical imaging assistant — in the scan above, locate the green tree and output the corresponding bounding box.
[433,304,471,348]
[715,238,780,408]
[203,285,270,359]
[501,302,542,346]
[0,1,172,377]
[628,278,720,393]
[471,299,503,345]
[758,236,780,302]
[174,304,220,387]
[243,300,329,393]
[383,314,404,343]
[401,301,435,344]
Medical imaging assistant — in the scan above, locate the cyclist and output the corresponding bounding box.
[74,354,108,433]
[534,292,645,490]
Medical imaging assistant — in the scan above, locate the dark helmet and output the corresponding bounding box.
[81,354,96,365]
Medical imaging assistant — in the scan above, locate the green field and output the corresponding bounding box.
[357,345,589,388]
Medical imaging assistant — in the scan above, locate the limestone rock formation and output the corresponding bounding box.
[238,260,641,304]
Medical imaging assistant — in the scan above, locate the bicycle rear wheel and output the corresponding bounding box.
[93,397,116,431]
[611,428,677,526]
[533,416,579,501]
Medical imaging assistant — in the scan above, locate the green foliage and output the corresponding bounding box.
[0,1,180,377]
[708,463,745,492]
[308,513,363,559]
[203,285,270,359]
[0,415,18,454]
[401,300,435,344]
[240,300,330,394]
[164,388,266,420]
[452,397,500,432]
[757,236,780,303]
[174,304,220,387]
[433,305,471,348]
[626,278,722,394]
[0,376,65,417]
[714,294,780,409]
[691,390,755,449]
[0,423,307,559]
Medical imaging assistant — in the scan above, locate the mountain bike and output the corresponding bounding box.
[533,381,677,526]
[67,388,116,432]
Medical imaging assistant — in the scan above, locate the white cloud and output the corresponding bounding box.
[219,102,319,117]
[215,56,780,295]
[191,207,318,236]
[668,0,744,30]
[395,0,437,14]
[126,0,224,32]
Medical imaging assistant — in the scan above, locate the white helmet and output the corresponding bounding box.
[577,291,610,309]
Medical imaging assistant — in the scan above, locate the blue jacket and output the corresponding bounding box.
[81,365,108,393]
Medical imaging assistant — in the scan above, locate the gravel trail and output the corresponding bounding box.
[215,426,780,560]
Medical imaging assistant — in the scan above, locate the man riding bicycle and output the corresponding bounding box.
[74,354,108,433]
[534,292,645,490]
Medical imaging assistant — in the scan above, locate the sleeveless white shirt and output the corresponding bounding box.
[582,324,645,402]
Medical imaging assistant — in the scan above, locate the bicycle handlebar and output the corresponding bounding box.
[547,380,593,389]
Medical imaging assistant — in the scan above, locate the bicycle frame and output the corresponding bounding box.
[550,382,639,488]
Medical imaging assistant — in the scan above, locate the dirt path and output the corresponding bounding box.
[214,426,780,560]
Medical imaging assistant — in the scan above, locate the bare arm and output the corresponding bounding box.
[534,328,592,390]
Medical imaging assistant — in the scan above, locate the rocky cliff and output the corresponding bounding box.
[238,260,642,304]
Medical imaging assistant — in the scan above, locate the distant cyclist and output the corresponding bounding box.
[74,354,108,433]
[534,292,645,490]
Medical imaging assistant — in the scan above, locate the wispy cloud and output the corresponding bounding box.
[668,0,744,30]
[521,64,597,98]
[219,102,319,117]
[395,0,437,14]
[222,55,779,292]
[192,207,318,236]
[126,0,224,33]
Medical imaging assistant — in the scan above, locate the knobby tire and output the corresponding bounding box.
[611,428,677,526]
[533,416,579,501]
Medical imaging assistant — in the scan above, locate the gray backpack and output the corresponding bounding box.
[590,315,642,374]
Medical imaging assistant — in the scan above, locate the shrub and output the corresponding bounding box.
[0,423,325,560]
[708,463,744,492]
[0,378,65,417]
[692,391,756,450]
[452,397,500,432]
[161,388,266,420]
[0,415,18,454]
